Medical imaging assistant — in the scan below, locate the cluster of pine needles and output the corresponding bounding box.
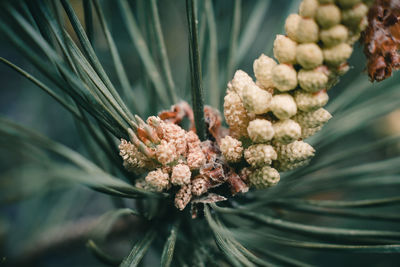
[0,0,400,266]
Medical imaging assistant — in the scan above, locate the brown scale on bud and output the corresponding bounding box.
[204,105,225,142]
[362,0,400,81]
[226,170,249,195]
[158,101,195,129]
[201,140,221,163]
[200,162,226,184]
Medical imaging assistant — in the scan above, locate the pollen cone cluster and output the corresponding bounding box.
[222,0,369,188]
[119,116,207,210]
[119,0,370,212]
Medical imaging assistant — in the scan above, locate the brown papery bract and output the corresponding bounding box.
[362,0,400,82]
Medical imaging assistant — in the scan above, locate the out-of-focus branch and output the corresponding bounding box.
[10,216,142,266]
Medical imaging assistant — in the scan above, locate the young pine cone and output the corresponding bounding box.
[171,164,192,186]
[275,141,315,171]
[244,144,278,167]
[293,108,332,128]
[249,166,280,189]
[223,90,250,138]
[145,168,170,192]
[219,136,244,163]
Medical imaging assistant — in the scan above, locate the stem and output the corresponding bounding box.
[186,0,206,141]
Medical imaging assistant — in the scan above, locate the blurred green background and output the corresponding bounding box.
[1,0,400,266]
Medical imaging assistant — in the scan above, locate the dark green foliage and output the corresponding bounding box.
[0,1,400,266]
